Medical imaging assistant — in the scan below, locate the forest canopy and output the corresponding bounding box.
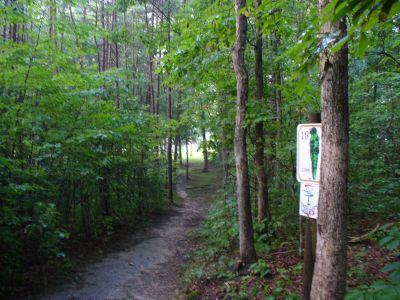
[0,0,399,298]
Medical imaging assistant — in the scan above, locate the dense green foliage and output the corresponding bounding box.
[0,0,174,295]
[169,0,400,210]
[348,21,400,214]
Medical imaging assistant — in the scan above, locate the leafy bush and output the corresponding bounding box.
[346,223,400,299]
[377,223,400,252]
[197,194,239,254]
[0,77,168,296]
[250,259,271,278]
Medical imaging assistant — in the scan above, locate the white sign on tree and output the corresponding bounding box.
[297,123,321,219]
[297,124,321,183]
[300,182,319,218]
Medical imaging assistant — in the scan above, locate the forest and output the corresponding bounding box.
[0,0,399,299]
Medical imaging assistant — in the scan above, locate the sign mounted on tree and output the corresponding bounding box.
[296,124,321,183]
[300,182,319,219]
[297,123,321,220]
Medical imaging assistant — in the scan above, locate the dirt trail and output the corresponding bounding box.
[36,174,212,300]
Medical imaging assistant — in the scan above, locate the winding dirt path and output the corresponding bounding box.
[37,173,213,300]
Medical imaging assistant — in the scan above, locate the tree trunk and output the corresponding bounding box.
[101,0,106,72]
[155,3,163,116]
[94,0,101,72]
[201,125,209,172]
[167,4,173,204]
[310,1,349,299]
[232,0,257,264]
[186,136,189,180]
[167,86,173,203]
[222,142,230,187]
[49,0,56,45]
[254,0,270,224]
[144,4,154,113]
[173,133,178,178]
[156,63,161,115]
[220,96,230,187]
[115,40,120,108]
[178,135,183,166]
[271,30,282,144]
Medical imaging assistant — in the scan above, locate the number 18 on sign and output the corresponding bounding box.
[297,124,321,219]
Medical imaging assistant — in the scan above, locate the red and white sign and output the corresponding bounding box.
[299,182,319,219]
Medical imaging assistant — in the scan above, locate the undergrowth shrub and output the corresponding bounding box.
[0,99,168,297]
[346,223,400,299]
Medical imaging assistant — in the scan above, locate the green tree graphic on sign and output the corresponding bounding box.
[310,127,320,180]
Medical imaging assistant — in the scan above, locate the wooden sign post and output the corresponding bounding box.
[297,113,321,300]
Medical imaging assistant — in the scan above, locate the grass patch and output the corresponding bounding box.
[177,155,223,199]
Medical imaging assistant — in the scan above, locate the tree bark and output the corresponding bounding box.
[271,30,282,144]
[155,2,163,116]
[222,142,230,187]
[232,0,257,264]
[186,136,189,180]
[201,125,209,172]
[174,135,178,162]
[115,32,120,108]
[49,0,56,45]
[156,59,161,115]
[94,0,101,72]
[254,0,270,224]
[310,1,349,299]
[178,135,183,166]
[220,96,230,187]
[166,3,173,204]
[144,4,154,113]
[167,86,173,203]
[101,0,106,72]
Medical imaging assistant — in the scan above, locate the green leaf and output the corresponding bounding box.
[330,35,349,53]
[382,261,400,273]
[345,290,365,300]
[379,236,392,246]
[362,10,379,31]
[355,33,369,58]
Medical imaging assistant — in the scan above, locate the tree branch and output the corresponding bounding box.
[380,50,400,67]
